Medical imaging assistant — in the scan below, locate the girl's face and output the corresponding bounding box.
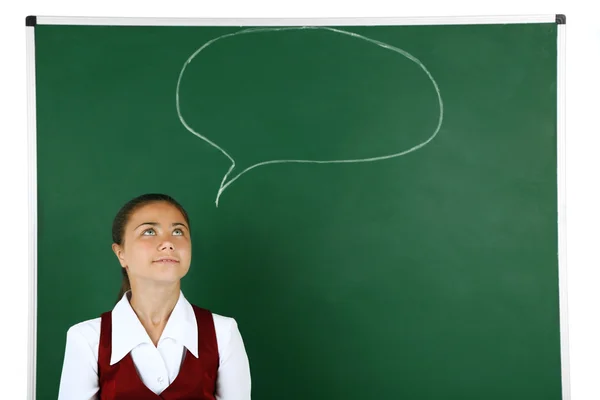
[112,201,192,287]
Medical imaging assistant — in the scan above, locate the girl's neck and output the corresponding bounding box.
[128,282,180,327]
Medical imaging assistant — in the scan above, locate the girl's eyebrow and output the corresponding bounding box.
[135,222,157,230]
[135,222,189,230]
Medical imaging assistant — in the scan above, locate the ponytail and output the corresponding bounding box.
[116,268,131,304]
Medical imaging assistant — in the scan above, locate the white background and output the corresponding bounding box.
[0,1,597,399]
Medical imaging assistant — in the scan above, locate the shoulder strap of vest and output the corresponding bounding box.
[98,311,113,376]
[191,305,219,355]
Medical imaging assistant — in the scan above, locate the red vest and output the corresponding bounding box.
[98,305,219,400]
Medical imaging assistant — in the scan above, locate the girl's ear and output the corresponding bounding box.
[112,243,127,268]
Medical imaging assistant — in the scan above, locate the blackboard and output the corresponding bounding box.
[26,15,568,400]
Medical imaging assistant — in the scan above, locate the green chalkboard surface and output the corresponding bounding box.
[32,19,562,400]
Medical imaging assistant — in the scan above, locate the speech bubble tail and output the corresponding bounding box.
[215,186,224,208]
[214,162,238,208]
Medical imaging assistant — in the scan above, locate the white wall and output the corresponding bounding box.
[1,1,597,399]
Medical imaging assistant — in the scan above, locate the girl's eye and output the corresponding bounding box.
[173,229,183,236]
[142,228,156,236]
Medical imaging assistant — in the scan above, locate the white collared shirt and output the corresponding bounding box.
[57,291,251,400]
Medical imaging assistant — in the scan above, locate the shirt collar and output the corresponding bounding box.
[110,290,198,365]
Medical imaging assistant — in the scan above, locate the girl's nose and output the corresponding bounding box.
[159,241,174,251]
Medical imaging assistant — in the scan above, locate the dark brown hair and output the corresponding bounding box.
[112,193,191,302]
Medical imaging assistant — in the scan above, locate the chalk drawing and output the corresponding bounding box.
[176,26,444,207]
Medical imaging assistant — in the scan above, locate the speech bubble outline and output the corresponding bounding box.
[176,26,444,207]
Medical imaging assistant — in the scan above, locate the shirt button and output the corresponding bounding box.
[157,377,164,384]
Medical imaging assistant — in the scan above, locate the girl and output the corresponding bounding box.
[57,193,251,400]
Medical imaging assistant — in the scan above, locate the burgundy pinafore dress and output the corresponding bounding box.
[97,305,219,400]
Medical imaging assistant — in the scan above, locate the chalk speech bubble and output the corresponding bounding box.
[176,26,444,207]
